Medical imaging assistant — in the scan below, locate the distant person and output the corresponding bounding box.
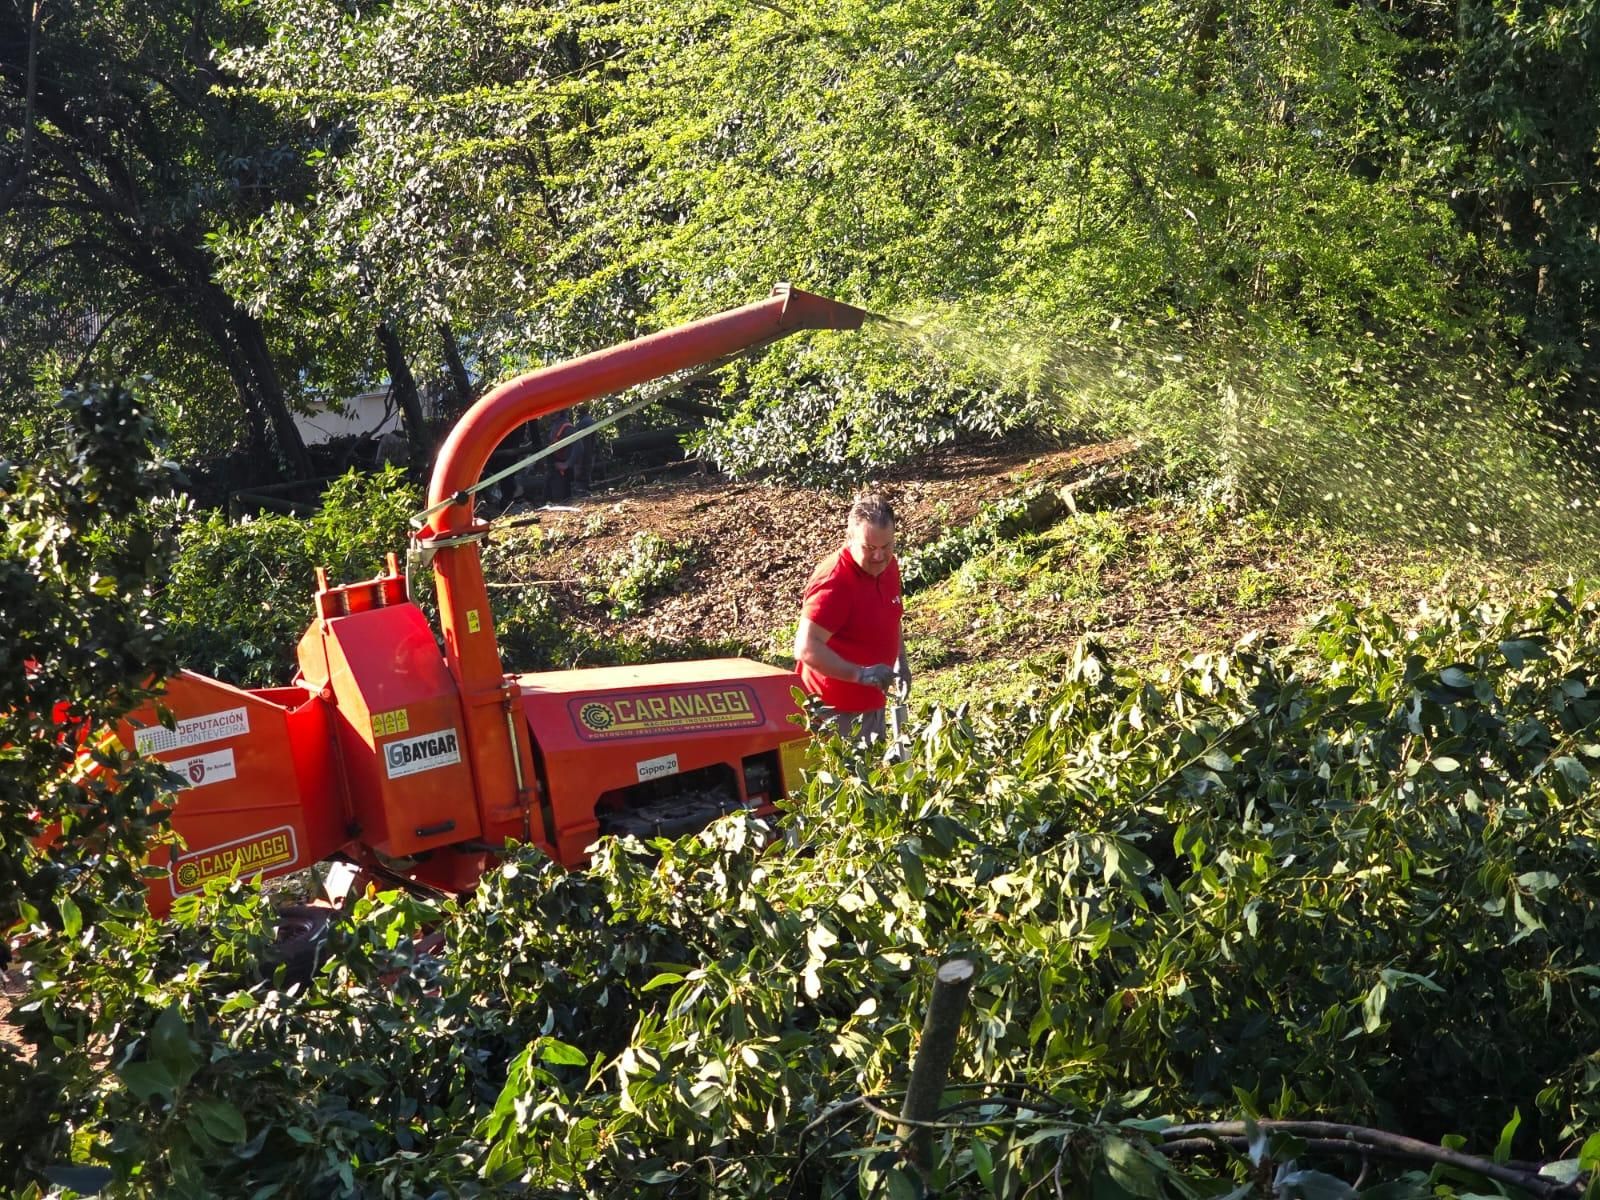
[793,493,911,741]
[546,406,596,501]
[374,427,407,470]
[570,407,596,496]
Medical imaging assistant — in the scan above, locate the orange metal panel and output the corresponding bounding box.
[118,672,340,917]
[298,600,482,858]
[517,659,807,864]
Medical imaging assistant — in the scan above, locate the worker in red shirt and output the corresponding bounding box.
[793,493,911,741]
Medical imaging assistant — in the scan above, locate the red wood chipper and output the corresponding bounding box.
[120,285,870,915]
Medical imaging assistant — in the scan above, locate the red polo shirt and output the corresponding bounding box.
[798,544,903,713]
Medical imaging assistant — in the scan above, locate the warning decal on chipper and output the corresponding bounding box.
[170,825,297,894]
[384,727,462,779]
[134,706,250,756]
[570,685,765,741]
[370,707,410,737]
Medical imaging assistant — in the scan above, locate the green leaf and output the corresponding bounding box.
[1244,1115,1268,1167]
[42,1166,112,1195]
[58,895,82,939]
[118,1060,176,1103]
[1538,1160,1586,1184]
[1493,1108,1521,1164]
[1431,756,1460,773]
[885,1165,921,1200]
[1516,871,1559,896]
[899,844,928,899]
[1378,969,1445,993]
[148,1004,199,1087]
[971,1139,995,1192]
[1279,1168,1358,1200]
[536,1039,589,1067]
[1578,1132,1600,1171]
[1104,1136,1160,1198]
[1499,639,1547,667]
[1362,980,1389,1032]
[192,1098,248,1144]
[1553,756,1590,791]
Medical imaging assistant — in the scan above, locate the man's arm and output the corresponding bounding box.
[794,617,865,683]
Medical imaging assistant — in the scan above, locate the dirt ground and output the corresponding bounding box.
[483,432,1502,697]
[485,438,1134,659]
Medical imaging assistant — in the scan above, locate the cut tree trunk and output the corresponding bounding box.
[899,957,976,1176]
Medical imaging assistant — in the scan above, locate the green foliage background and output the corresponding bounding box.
[158,469,419,686]
[9,546,1600,1194]
[0,0,1572,484]
[8,0,1600,1194]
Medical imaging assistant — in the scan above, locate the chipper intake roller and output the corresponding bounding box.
[119,285,869,912]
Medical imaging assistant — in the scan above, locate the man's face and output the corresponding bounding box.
[847,520,895,577]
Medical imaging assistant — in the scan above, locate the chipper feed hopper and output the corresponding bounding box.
[120,285,869,915]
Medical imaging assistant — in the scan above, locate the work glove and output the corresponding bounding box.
[894,659,912,697]
[857,663,897,690]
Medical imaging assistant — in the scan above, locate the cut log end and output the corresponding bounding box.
[936,958,976,985]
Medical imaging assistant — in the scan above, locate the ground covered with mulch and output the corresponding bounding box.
[481,434,1508,701]
[482,438,1133,663]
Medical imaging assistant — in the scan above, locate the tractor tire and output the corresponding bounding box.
[265,904,335,987]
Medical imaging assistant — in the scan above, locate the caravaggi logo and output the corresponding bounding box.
[571,686,763,740]
[170,826,297,893]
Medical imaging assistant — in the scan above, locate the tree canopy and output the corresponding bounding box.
[8,0,1598,482]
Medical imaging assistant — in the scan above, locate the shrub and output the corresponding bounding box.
[0,382,180,1181]
[10,585,1600,1196]
[587,531,698,619]
[160,468,421,686]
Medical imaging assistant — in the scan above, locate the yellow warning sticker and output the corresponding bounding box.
[467,609,481,634]
[371,708,411,737]
[780,737,813,790]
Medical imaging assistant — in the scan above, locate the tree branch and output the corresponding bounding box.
[1160,1121,1584,1200]
[67,294,151,382]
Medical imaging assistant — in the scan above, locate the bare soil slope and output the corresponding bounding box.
[485,437,1481,689]
[486,440,1124,654]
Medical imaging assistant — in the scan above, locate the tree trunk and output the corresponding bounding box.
[226,302,314,480]
[182,275,312,479]
[899,958,976,1177]
[379,321,428,473]
[170,240,313,479]
[233,380,270,462]
[438,322,475,420]
[1189,0,1223,178]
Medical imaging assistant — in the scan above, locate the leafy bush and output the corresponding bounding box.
[900,487,1057,593]
[12,580,1600,1196]
[159,468,421,686]
[586,531,698,620]
[0,382,181,1181]
[0,382,179,915]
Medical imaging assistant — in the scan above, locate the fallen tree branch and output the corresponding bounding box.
[1160,1121,1583,1200]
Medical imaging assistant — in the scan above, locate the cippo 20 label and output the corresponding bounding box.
[571,685,764,740]
[170,826,297,894]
